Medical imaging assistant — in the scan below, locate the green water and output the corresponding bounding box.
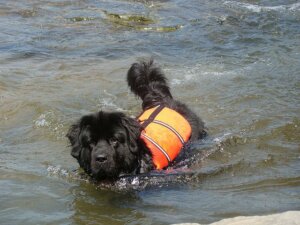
[0,0,299,224]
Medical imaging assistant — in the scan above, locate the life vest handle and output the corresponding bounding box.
[140,105,165,129]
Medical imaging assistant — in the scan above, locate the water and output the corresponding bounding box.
[1,0,300,224]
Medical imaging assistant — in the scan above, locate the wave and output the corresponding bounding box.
[97,90,127,112]
[47,133,250,190]
[223,1,300,13]
[169,63,241,87]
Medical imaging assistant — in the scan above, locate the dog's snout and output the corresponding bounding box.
[95,154,107,163]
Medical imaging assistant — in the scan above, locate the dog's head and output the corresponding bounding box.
[67,111,144,180]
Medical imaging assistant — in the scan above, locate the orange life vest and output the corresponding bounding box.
[138,105,192,170]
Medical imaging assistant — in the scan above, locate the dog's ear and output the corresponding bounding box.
[66,123,81,159]
[120,116,141,154]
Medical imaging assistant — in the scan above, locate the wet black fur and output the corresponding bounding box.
[67,60,206,180]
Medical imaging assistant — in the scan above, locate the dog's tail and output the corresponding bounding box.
[127,60,172,107]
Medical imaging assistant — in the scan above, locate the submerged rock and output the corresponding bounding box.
[69,16,97,22]
[104,10,155,26]
[141,25,183,32]
[104,10,182,32]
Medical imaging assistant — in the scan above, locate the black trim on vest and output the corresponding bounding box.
[141,133,171,162]
[152,120,185,144]
[140,105,165,129]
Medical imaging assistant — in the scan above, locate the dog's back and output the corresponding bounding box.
[127,60,207,141]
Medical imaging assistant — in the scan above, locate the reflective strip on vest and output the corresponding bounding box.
[138,106,192,169]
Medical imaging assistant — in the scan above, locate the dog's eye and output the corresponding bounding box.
[109,137,119,148]
[81,136,93,148]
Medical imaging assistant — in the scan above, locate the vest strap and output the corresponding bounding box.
[141,105,164,129]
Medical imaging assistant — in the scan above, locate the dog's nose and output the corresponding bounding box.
[95,154,107,163]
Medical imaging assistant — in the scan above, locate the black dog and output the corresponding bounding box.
[67,60,206,180]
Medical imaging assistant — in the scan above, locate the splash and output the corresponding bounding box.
[224,1,300,13]
[33,111,65,140]
[34,113,50,127]
[47,165,69,177]
[47,165,91,183]
[47,134,249,191]
[97,90,127,112]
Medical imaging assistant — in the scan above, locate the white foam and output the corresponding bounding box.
[34,113,51,127]
[33,111,65,140]
[97,90,126,112]
[115,176,142,190]
[47,165,69,177]
[170,63,241,87]
[131,177,140,185]
[171,78,183,85]
[224,1,300,13]
[213,132,232,144]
